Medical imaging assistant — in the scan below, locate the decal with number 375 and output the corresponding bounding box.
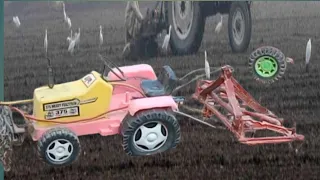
[45,107,79,120]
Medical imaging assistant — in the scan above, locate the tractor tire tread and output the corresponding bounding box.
[249,46,287,84]
[120,109,180,156]
[37,127,80,167]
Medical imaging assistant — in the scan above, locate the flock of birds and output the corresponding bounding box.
[61,2,97,55]
[10,3,312,72]
[10,1,222,57]
[12,2,104,56]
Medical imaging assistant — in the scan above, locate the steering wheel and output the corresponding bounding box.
[98,54,127,81]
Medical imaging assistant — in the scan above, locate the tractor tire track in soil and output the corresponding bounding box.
[4,2,320,180]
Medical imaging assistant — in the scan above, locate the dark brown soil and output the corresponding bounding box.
[4,2,320,180]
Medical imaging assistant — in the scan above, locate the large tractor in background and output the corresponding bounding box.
[164,1,252,55]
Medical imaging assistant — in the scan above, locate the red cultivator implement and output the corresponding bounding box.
[188,65,304,146]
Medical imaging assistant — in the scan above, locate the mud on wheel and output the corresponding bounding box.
[37,127,81,167]
[120,109,181,156]
[249,46,287,84]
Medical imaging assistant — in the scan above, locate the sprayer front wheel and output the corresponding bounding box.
[37,127,80,167]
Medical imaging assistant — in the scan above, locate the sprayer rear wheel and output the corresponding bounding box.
[120,109,181,156]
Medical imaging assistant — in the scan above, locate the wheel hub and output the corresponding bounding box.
[260,61,273,71]
[172,1,194,39]
[180,1,186,14]
[146,133,158,142]
[236,20,241,32]
[232,8,245,45]
[133,121,168,152]
[46,139,73,162]
[57,147,65,153]
[255,56,278,78]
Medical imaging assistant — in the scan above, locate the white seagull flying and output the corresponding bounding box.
[62,2,67,22]
[162,25,172,52]
[67,29,73,43]
[66,16,72,29]
[13,16,21,28]
[204,50,210,79]
[44,29,48,55]
[74,27,80,49]
[68,39,76,55]
[305,38,312,72]
[215,14,223,34]
[99,25,103,48]
[68,28,80,54]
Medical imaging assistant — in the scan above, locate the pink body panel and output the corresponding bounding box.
[128,96,178,116]
[107,64,157,94]
[31,111,126,141]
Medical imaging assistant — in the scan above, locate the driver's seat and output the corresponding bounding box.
[140,65,178,97]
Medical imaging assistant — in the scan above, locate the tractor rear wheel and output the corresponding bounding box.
[120,109,180,156]
[167,1,205,55]
[37,127,80,167]
[249,46,287,84]
[228,1,252,53]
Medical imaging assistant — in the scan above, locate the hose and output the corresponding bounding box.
[11,105,129,124]
[0,99,33,105]
[172,67,223,95]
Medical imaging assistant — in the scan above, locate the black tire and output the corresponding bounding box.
[123,37,158,61]
[37,127,80,167]
[120,109,180,156]
[167,1,205,55]
[249,46,287,84]
[228,2,252,53]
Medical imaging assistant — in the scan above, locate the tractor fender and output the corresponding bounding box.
[107,64,157,81]
[128,96,178,116]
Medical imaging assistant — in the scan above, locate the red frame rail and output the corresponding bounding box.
[192,65,304,145]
